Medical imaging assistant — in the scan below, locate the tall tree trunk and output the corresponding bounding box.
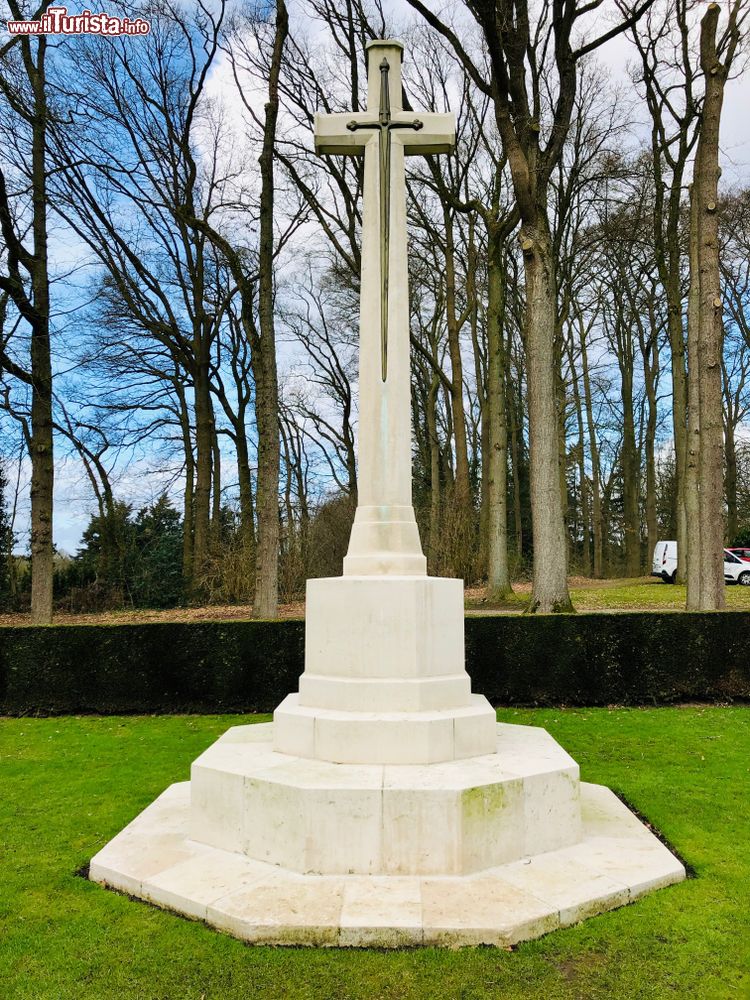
[442,208,473,578]
[478,408,489,569]
[292,428,310,564]
[29,342,53,623]
[426,371,441,572]
[686,184,702,607]
[191,320,213,596]
[554,317,569,567]
[442,208,471,509]
[175,382,195,589]
[725,414,737,544]
[567,336,590,576]
[253,355,280,617]
[666,293,688,583]
[28,37,53,624]
[579,312,603,578]
[521,224,572,612]
[279,417,296,550]
[468,219,490,574]
[211,408,221,543]
[252,0,288,619]
[644,352,658,573]
[485,228,512,600]
[507,358,523,559]
[621,365,641,577]
[235,411,256,561]
[692,2,734,611]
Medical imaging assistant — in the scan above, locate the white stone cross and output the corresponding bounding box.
[314,40,454,576]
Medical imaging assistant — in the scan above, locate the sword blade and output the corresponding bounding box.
[378,59,391,382]
[379,124,390,382]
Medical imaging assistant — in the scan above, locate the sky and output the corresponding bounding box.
[3,0,750,556]
[603,16,750,188]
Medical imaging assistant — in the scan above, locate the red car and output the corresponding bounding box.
[727,548,750,563]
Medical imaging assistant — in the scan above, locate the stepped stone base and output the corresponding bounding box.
[274,574,497,764]
[190,722,580,875]
[273,693,498,765]
[89,723,686,948]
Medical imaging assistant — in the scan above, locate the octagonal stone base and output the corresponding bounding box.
[89,779,685,948]
[89,723,686,948]
[190,723,580,875]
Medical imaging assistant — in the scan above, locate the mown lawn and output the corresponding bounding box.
[466,576,750,613]
[1,708,748,999]
[570,578,750,611]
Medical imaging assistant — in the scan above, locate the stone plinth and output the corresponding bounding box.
[304,576,465,681]
[190,722,581,876]
[89,723,686,949]
[273,576,497,764]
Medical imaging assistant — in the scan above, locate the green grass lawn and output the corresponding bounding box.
[571,578,750,611]
[466,576,750,613]
[1,709,748,999]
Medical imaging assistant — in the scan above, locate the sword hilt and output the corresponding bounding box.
[379,59,390,125]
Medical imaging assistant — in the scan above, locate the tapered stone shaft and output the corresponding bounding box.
[315,41,454,575]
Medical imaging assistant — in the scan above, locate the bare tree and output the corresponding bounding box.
[687,0,745,610]
[184,0,291,617]
[284,269,358,500]
[405,0,655,611]
[0,7,55,622]
[721,188,750,542]
[49,0,238,597]
[628,0,703,582]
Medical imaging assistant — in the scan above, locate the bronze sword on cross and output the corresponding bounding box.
[346,58,424,381]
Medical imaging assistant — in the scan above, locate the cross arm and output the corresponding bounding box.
[315,110,455,156]
[400,112,455,155]
[314,112,374,156]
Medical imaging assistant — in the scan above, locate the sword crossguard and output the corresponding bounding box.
[346,119,424,133]
[389,119,424,131]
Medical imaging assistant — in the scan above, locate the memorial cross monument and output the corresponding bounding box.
[89,41,685,947]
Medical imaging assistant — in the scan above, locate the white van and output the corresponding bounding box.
[652,540,677,583]
[723,550,750,585]
[651,540,750,585]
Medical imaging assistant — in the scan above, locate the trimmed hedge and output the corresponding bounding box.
[466,612,750,705]
[1,612,748,715]
[0,621,304,715]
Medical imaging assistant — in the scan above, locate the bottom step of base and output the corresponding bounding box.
[89,780,685,948]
